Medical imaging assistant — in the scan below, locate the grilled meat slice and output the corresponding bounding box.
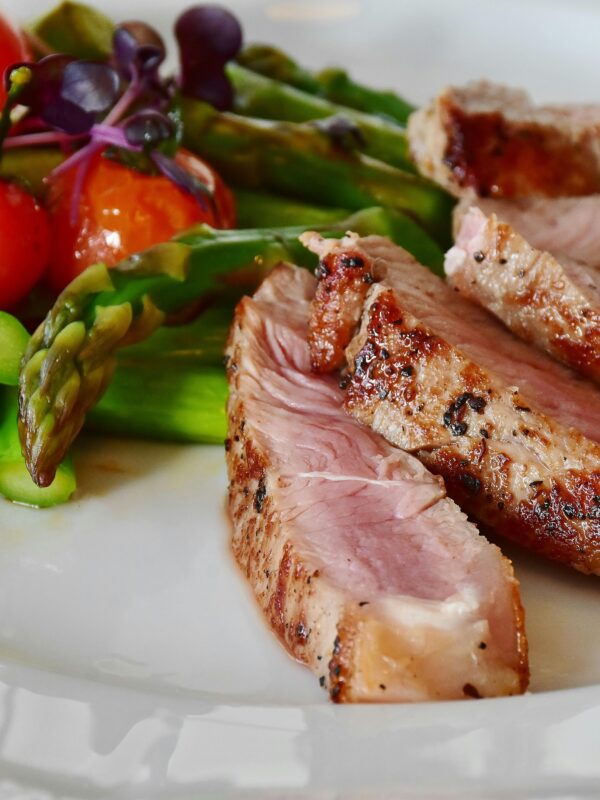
[304,233,600,574]
[408,81,600,198]
[226,263,528,702]
[454,194,600,267]
[309,245,373,373]
[447,207,600,383]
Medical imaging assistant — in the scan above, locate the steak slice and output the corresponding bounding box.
[454,194,600,268]
[225,264,527,702]
[304,233,600,574]
[408,81,600,198]
[447,207,600,384]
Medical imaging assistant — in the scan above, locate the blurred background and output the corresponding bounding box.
[5,0,600,103]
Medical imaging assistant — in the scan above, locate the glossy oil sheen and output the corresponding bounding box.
[2,0,600,796]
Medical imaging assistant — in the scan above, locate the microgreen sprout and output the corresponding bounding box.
[0,5,244,219]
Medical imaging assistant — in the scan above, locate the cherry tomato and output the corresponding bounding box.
[46,148,236,292]
[0,14,31,108]
[0,180,51,310]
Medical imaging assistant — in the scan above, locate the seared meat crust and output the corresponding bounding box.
[226,264,528,701]
[409,81,600,198]
[447,207,600,383]
[347,285,600,573]
[305,234,600,574]
[453,194,600,265]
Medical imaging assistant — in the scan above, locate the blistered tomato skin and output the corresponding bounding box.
[0,14,31,107]
[0,181,51,310]
[46,149,236,292]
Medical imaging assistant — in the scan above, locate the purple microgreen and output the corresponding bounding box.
[124,110,174,148]
[101,80,140,126]
[50,137,101,179]
[90,122,132,149]
[47,62,120,134]
[313,115,366,150]
[175,5,242,110]
[152,150,213,211]
[68,144,100,226]
[175,5,242,61]
[42,97,98,134]
[113,22,166,80]
[3,130,82,149]
[5,55,72,115]
[1,10,234,219]
[60,61,120,114]
[182,66,234,111]
[104,24,171,127]
[4,55,121,135]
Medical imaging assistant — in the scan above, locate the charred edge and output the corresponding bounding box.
[347,292,446,408]
[309,248,372,374]
[443,392,486,437]
[341,255,365,269]
[328,633,348,703]
[315,259,330,279]
[428,448,600,570]
[254,478,267,513]
[442,102,600,197]
[463,682,481,699]
[295,621,310,644]
[460,472,481,495]
[267,543,292,638]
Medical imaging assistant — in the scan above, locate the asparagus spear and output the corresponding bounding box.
[233,190,443,272]
[89,307,229,442]
[234,188,349,228]
[30,0,114,59]
[19,208,443,487]
[0,148,64,195]
[0,312,30,385]
[181,99,453,245]
[237,45,416,125]
[88,364,227,444]
[114,305,231,366]
[0,387,76,507]
[0,315,76,507]
[227,63,415,172]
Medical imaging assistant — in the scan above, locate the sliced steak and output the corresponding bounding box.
[408,81,600,198]
[447,207,600,383]
[226,263,527,702]
[454,194,600,267]
[304,233,600,575]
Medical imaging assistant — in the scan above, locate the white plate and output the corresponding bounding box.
[2,0,600,797]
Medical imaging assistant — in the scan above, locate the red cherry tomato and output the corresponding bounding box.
[0,14,31,108]
[0,180,51,310]
[46,148,236,292]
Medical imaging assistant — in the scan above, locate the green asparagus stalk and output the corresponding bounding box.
[89,307,230,442]
[0,387,76,507]
[19,207,443,487]
[237,45,416,125]
[181,99,453,245]
[88,363,227,444]
[227,63,415,172]
[0,312,30,385]
[0,148,64,195]
[234,188,349,228]
[111,305,231,366]
[29,0,114,59]
[0,312,76,507]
